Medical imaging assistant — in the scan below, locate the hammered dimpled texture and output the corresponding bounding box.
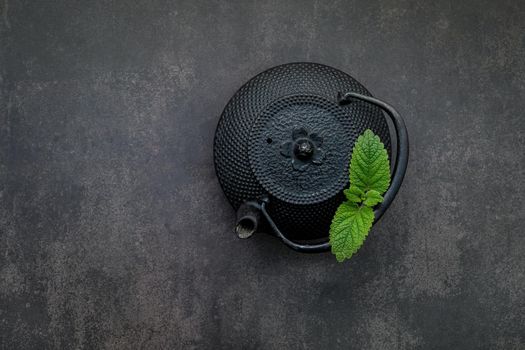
[213,63,391,241]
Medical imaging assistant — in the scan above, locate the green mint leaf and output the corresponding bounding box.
[343,185,365,203]
[329,202,374,262]
[349,129,391,195]
[362,189,384,207]
[330,129,391,262]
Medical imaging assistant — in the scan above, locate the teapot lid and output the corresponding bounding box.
[249,94,356,204]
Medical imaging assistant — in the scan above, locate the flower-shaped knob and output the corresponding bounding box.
[294,139,314,159]
[279,127,324,171]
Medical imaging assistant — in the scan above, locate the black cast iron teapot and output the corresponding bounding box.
[213,63,408,252]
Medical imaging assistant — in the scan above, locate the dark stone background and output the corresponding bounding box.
[1,0,524,349]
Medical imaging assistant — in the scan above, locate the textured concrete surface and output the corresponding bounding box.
[1,0,524,349]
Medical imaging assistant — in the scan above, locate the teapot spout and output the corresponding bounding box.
[235,201,261,239]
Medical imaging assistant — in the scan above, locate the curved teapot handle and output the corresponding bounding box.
[260,198,331,253]
[339,92,409,222]
[260,92,409,253]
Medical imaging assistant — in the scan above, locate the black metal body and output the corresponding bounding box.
[213,63,409,252]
